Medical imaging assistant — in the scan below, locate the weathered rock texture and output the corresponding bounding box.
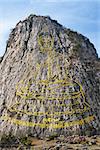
[0,15,100,140]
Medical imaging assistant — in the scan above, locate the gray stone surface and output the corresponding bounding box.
[0,15,100,141]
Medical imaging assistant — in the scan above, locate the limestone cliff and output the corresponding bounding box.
[0,15,100,140]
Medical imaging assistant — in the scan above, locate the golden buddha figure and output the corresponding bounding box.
[3,34,94,128]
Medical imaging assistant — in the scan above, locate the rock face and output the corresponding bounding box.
[0,15,100,140]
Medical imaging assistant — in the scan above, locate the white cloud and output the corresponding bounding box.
[30,0,96,3]
[0,20,16,56]
[0,23,5,35]
[0,0,25,2]
[0,23,7,56]
[30,0,70,3]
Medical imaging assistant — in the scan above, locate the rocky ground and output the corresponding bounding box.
[0,135,100,150]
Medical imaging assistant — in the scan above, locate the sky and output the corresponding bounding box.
[0,0,100,57]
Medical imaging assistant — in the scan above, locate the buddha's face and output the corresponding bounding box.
[38,34,54,52]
